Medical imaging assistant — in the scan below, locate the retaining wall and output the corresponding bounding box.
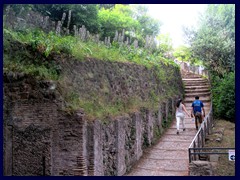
[4,45,184,176]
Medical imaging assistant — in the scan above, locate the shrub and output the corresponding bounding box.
[212,72,235,122]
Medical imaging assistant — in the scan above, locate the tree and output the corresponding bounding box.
[212,72,235,121]
[156,33,173,55]
[131,5,162,37]
[98,4,162,45]
[32,4,100,34]
[173,45,191,62]
[4,4,34,15]
[185,4,235,76]
[184,4,235,121]
[99,4,115,10]
[98,4,140,40]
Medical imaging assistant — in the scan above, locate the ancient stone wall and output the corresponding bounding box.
[3,76,87,176]
[56,56,184,107]
[4,54,184,176]
[85,103,177,176]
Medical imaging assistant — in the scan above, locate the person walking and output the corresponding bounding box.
[175,99,191,135]
[191,96,205,130]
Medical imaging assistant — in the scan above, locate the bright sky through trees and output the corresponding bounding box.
[142,4,207,48]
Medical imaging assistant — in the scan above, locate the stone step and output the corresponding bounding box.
[182,76,203,79]
[185,88,210,93]
[183,83,208,87]
[184,83,210,87]
[185,92,211,97]
[181,72,203,77]
[183,82,210,86]
[182,78,208,81]
[183,79,208,83]
[184,85,210,89]
[184,96,211,101]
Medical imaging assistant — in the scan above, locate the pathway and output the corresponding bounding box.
[126,71,211,176]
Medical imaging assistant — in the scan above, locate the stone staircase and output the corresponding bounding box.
[182,71,211,114]
[126,71,211,176]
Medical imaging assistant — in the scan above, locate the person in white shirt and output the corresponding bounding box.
[175,99,191,134]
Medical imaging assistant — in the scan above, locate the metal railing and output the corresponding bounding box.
[188,103,235,163]
[188,102,214,163]
[189,147,235,162]
[180,61,213,163]
[178,60,235,163]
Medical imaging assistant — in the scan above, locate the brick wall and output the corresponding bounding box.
[4,55,184,176]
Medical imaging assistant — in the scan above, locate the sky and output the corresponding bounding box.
[143,4,208,48]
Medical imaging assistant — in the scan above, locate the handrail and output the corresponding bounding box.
[189,147,235,162]
[184,63,214,163]
[178,60,223,163]
[188,102,213,149]
[188,101,214,163]
[187,97,234,163]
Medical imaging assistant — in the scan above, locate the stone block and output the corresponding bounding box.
[189,160,213,176]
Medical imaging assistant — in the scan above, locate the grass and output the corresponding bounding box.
[4,27,178,73]
[4,27,180,120]
[204,119,235,176]
[62,89,162,120]
[3,28,180,87]
[4,54,60,82]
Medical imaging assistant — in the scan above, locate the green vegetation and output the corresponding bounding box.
[186,4,235,76]
[4,4,162,47]
[3,4,177,78]
[98,5,139,39]
[3,4,182,120]
[3,27,177,76]
[184,4,235,76]
[184,4,235,121]
[63,89,164,120]
[3,29,63,80]
[6,4,100,33]
[3,27,178,120]
[153,126,161,141]
[173,45,191,62]
[156,33,173,54]
[162,115,173,129]
[212,72,235,121]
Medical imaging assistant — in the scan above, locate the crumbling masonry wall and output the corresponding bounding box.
[4,57,184,176]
